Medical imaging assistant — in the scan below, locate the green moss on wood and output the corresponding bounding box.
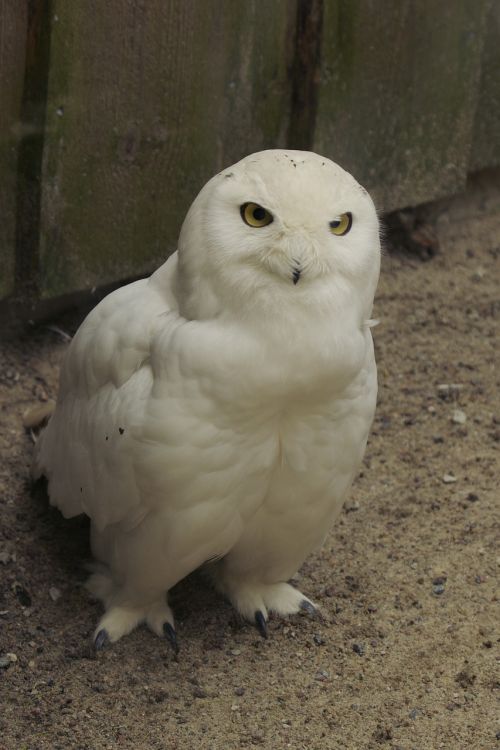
[0,4,27,300]
[469,2,500,170]
[39,0,296,298]
[315,0,490,212]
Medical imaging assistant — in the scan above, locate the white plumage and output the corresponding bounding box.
[34,150,380,646]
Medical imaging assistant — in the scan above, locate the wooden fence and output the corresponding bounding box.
[1,0,499,310]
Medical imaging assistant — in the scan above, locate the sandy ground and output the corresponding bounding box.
[0,170,499,750]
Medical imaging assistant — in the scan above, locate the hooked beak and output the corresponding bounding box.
[292,265,302,285]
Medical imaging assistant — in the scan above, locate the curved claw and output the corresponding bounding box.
[163,622,179,654]
[254,610,268,639]
[300,599,317,616]
[94,628,110,651]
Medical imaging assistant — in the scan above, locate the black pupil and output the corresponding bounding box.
[253,207,266,222]
[330,219,341,228]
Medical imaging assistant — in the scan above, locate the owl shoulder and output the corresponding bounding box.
[59,277,174,399]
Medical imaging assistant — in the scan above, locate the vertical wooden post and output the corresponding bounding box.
[314,0,490,211]
[0,2,28,300]
[14,0,52,302]
[469,2,500,171]
[38,0,297,298]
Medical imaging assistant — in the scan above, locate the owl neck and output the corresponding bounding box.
[154,251,372,335]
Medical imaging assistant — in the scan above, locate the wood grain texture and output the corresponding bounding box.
[39,0,296,297]
[469,2,500,171]
[0,1,27,299]
[314,0,490,212]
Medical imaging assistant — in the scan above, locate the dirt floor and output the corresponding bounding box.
[0,170,499,750]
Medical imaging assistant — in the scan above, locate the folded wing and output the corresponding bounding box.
[34,272,176,532]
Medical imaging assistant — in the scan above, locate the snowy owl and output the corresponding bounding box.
[34,150,380,649]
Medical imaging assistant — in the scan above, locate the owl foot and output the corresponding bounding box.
[250,584,317,636]
[90,590,176,648]
[93,604,146,646]
[92,600,176,648]
[215,575,317,634]
[87,568,177,647]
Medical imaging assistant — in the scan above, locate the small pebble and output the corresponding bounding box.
[452,409,467,425]
[0,551,11,564]
[443,474,457,484]
[0,653,17,669]
[314,670,329,681]
[433,576,447,585]
[471,267,485,281]
[313,634,325,646]
[192,687,207,699]
[13,584,32,607]
[251,731,265,742]
[344,500,360,513]
[437,384,463,400]
[234,687,245,696]
[433,583,446,595]
[49,587,62,602]
[352,642,365,656]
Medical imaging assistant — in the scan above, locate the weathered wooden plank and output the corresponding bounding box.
[469,2,500,171]
[314,0,489,212]
[39,0,295,298]
[0,2,27,300]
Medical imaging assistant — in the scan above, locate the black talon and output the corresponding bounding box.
[94,628,110,651]
[300,599,317,616]
[163,622,179,654]
[254,610,268,639]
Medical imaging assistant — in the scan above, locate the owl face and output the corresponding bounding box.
[177,150,380,320]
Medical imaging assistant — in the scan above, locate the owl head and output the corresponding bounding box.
[176,150,380,324]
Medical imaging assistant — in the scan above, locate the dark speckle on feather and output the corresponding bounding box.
[119,427,124,435]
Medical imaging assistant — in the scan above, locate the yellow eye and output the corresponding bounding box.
[329,212,352,236]
[241,202,273,228]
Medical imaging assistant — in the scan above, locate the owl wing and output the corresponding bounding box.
[34,264,179,532]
